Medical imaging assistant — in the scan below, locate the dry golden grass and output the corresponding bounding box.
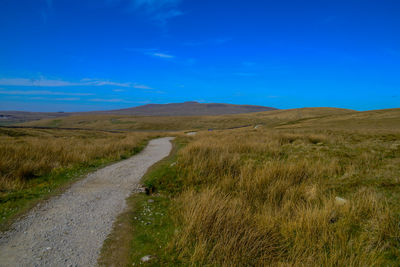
[5,107,400,264]
[0,127,153,191]
[169,128,400,266]
[277,108,400,131]
[20,107,356,131]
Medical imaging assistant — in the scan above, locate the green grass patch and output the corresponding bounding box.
[128,194,179,266]
[142,137,188,196]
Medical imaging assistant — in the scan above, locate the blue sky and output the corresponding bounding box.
[0,0,399,111]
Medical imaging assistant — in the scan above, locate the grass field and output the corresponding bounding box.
[20,107,356,131]
[97,108,400,266]
[0,127,157,228]
[167,128,400,265]
[3,107,400,265]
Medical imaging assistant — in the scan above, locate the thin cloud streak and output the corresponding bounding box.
[151,52,174,58]
[0,77,153,89]
[89,98,132,103]
[55,97,80,101]
[130,0,183,24]
[29,97,81,101]
[0,89,93,96]
[133,84,153,89]
[0,78,79,87]
[127,48,175,60]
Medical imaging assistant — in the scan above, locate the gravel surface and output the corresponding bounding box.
[0,137,174,267]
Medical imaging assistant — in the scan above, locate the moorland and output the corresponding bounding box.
[1,106,399,265]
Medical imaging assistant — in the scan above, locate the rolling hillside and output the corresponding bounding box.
[0,101,276,125]
[95,101,277,116]
[276,108,400,131]
[20,107,356,131]
[20,107,400,132]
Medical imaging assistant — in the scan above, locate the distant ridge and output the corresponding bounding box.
[0,101,277,124]
[97,101,277,116]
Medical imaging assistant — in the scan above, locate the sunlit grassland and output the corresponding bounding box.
[4,107,400,265]
[277,108,400,131]
[162,128,400,265]
[0,127,157,228]
[20,107,356,131]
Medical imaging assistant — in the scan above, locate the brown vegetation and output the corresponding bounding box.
[169,128,400,265]
[3,107,400,265]
[0,127,152,191]
[20,107,356,131]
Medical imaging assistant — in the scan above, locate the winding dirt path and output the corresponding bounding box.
[0,137,174,267]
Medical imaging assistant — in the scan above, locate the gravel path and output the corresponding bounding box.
[0,137,174,267]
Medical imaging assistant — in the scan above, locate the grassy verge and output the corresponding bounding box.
[98,137,188,266]
[0,127,153,230]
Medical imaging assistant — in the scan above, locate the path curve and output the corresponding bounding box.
[0,137,174,266]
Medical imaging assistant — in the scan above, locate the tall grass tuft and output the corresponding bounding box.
[169,129,400,266]
[0,128,151,190]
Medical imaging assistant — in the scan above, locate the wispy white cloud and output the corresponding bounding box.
[43,1,183,25]
[133,84,153,89]
[0,89,93,96]
[89,98,132,103]
[151,9,183,24]
[82,78,153,89]
[131,0,183,24]
[28,96,80,101]
[135,100,151,104]
[150,52,174,58]
[105,0,183,25]
[55,97,80,101]
[131,0,181,9]
[0,77,153,89]
[0,78,79,87]
[84,80,133,87]
[128,48,175,60]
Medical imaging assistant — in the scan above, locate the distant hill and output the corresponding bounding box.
[0,101,277,125]
[95,101,277,116]
[0,111,69,125]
